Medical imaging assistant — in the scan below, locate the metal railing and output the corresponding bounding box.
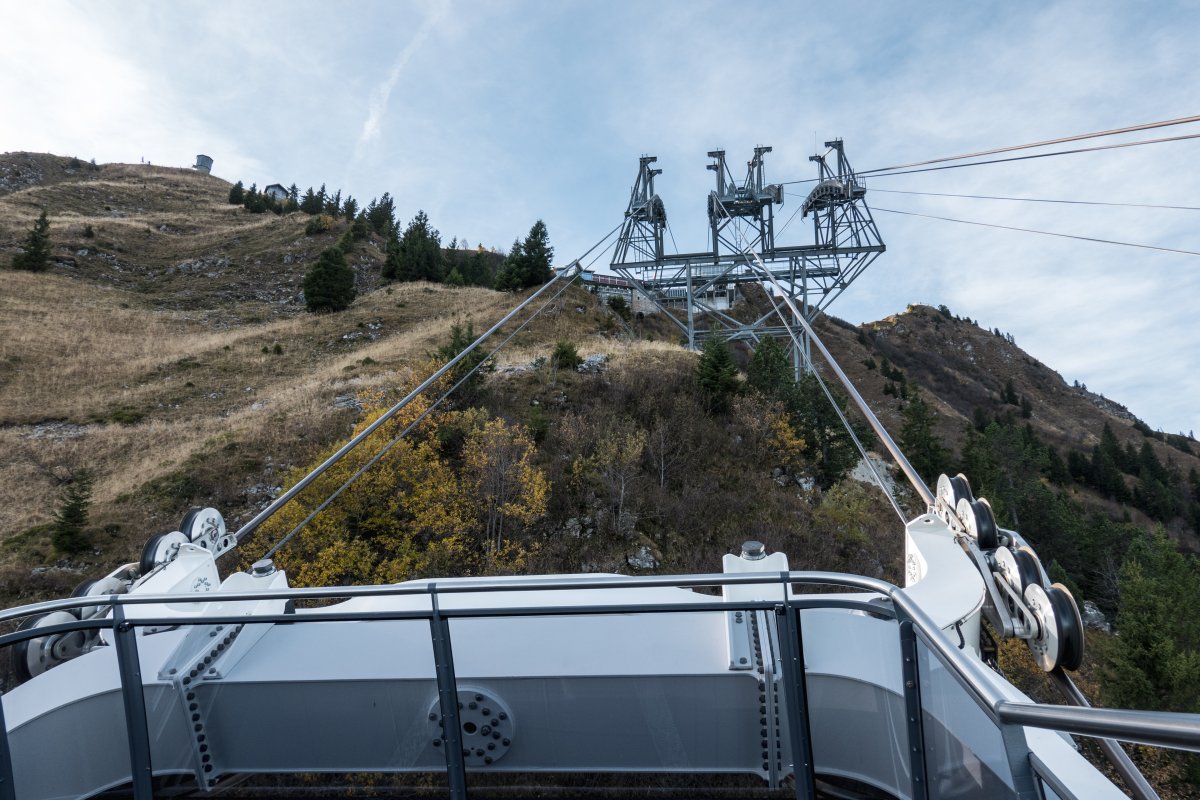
[2,570,1199,800]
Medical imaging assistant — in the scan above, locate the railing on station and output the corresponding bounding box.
[2,571,1198,800]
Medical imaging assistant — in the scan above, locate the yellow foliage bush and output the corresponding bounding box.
[241,378,550,586]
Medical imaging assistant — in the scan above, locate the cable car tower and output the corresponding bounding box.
[611,141,884,374]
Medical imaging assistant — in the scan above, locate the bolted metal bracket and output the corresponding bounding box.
[428,688,515,768]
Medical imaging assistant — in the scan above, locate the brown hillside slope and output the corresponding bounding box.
[0,152,386,309]
[812,305,1200,548]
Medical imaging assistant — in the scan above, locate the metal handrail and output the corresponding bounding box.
[4,569,1199,755]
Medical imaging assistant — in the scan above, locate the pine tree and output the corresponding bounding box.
[792,373,871,488]
[324,189,342,217]
[495,221,553,289]
[745,336,794,402]
[342,196,359,222]
[696,335,739,414]
[303,247,356,312]
[899,392,948,484]
[1004,378,1019,406]
[395,210,444,282]
[227,180,245,205]
[351,211,369,241]
[52,469,94,555]
[300,187,321,214]
[463,250,493,287]
[436,321,490,398]
[382,226,402,279]
[12,210,52,272]
[519,219,553,286]
[494,239,525,290]
[366,193,396,235]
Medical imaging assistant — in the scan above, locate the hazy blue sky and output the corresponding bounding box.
[3,0,1198,436]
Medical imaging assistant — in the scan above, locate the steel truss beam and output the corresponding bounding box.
[612,141,885,374]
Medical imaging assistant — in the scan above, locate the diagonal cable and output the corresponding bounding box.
[874,206,1200,257]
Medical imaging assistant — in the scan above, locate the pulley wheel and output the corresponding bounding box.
[140,530,188,574]
[1023,583,1059,671]
[993,546,1038,595]
[937,473,974,511]
[956,497,999,550]
[1012,547,1043,590]
[181,507,226,551]
[1048,584,1085,671]
[11,611,80,681]
[71,574,127,620]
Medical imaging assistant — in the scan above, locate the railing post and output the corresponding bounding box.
[0,690,16,800]
[429,585,468,800]
[112,605,154,799]
[898,619,930,800]
[776,601,817,800]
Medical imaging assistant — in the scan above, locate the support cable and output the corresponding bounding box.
[234,220,623,545]
[856,131,1200,181]
[860,114,1200,174]
[260,264,588,560]
[873,206,1200,258]
[711,197,910,521]
[869,187,1200,212]
[779,123,1200,186]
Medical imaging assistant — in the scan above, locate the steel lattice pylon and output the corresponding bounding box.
[611,141,885,374]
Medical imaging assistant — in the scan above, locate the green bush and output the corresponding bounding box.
[607,295,631,320]
[303,248,356,312]
[551,340,582,370]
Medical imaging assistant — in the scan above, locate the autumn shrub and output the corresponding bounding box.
[304,214,336,235]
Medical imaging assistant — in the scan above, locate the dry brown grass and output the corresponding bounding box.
[0,272,531,568]
[0,156,662,595]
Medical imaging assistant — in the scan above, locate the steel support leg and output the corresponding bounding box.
[429,587,468,800]
[776,602,817,800]
[113,606,154,799]
[899,620,930,800]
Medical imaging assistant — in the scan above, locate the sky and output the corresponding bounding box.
[2,0,1199,436]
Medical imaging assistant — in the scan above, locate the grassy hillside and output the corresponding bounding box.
[3,152,1199,794]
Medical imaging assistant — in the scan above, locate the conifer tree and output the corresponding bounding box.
[366,193,396,235]
[52,469,94,555]
[395,210,444,282]
[300,187,321,214]
[463,250,493,287]
[494,239,524,290]
[495,221,554,289]
[227,180,245,205]
[899,391,948,484]
[792,373,871,488]
[746,336,794,402]
[696,335,739,414]
[350,210,369,241]
[11,210,52,272]
[303,247,356,312]
[325,189,342,217]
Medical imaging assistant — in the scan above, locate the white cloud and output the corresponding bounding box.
[352,1,449,160]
